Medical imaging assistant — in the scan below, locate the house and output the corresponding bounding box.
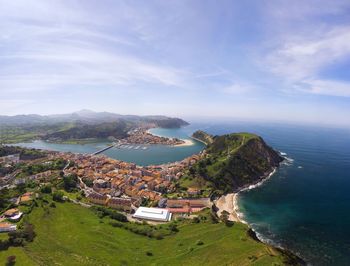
[133,207,172,222]
[19,192,34,203]
[107,197,132,212]
[187,187,201,196]
[167,198,209,208]
[0,222,17,232]
[93,179,111,189]
[87,193,108,205]
[4,208,23,221]
[0,154,20,165]
[166,198,210,214]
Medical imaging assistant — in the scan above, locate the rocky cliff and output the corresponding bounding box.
[190,132,283,194]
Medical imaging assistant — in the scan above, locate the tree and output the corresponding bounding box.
[220,210,230,224]
[220,210,233,226]
[52,191,64,202]
[0,188,9,209]
[40,185,52,194]
[63,174,78,192]
[16,183,26,194]
[168,224,179,232]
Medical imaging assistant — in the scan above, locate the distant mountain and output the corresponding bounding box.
[0,110,189,127]
[0,110,189,143]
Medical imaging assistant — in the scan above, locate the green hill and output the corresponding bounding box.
[188,131,283,194]
[0,200,298,265]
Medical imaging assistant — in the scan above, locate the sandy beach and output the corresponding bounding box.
[174,139,194,147]
[215,193,240,222]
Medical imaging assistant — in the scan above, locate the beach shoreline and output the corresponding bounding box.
[147,128,195,147]
[174,139,194,147]
[215,167,277,224]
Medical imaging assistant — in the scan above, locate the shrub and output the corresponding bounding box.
[196,240,204,246]
[52,191,64,202]
[168,224,178,232]
[6,255,16,266]
[146,251,153,256]
[0,240,9,251]
[40,185,52,194]
[192,217,200,223]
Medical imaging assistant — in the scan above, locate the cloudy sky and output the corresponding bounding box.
[1,0,350,127]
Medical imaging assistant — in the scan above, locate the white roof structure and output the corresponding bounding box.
[9,212,23,221]
[133,207,172,222]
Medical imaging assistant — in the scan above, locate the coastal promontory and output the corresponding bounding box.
[186,131,283,194]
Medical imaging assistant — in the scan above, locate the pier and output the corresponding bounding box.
[92,144,115,155]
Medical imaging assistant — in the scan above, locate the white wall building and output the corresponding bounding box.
[133,207,172,222]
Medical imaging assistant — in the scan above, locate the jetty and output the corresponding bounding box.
[92,145,114,155]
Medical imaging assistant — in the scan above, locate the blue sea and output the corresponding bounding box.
[201,121,350,265]
[15,120,350,265]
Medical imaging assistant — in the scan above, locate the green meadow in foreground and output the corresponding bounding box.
[0,201,289,266]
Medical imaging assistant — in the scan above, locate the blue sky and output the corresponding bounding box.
[0,0,350,127]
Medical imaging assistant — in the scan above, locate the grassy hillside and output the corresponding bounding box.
[191,130,214,145]
[0,201,291,266]
[183,132,283,194]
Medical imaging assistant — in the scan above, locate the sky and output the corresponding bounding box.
[0,0,350,128]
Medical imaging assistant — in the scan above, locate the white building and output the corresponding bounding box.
[0,223,17,232]
[133,207,172,222]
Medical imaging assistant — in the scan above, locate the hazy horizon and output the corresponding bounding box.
[1,0,350,128]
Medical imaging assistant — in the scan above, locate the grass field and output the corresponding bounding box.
[0,201,288,266]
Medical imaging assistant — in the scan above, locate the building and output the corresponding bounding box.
[0,222,17,232]
[4,208,23,221]
[0,154,20,165]
[187,187,201,196]
[19,192,34,204]
[167,198,209,208]
[133,207,172,222]
[107,197,132,212]
[87,193,108,205]
[166,198,209,214]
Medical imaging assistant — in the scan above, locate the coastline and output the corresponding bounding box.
[215,165,306,264]
[147,128,196,147]
[174,139,194,147]
[215,167,277,224]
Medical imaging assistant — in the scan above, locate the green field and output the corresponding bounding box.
[0,201,289,266]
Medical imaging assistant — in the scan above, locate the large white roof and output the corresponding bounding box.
[133,207,171,222]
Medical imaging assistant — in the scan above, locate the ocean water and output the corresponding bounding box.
[13,121,350,264]
[199,121,350,265]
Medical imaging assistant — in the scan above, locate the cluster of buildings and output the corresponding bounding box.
[131,198,210,222]
[0,192,35,232]
[0,154,20,166]
[56,150,211,221]
[122,129,185,146]
[61,151,204,203]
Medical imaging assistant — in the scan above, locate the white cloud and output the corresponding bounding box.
[301,79,350,97]
[266,26,350,81]
[0,0,191,94]
[221,83,253,94]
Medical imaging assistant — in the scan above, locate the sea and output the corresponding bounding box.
[14,120,350,265]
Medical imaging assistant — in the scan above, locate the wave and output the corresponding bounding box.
[233,168,277,225]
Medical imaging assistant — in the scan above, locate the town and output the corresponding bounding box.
[0,144,210,230]
[121,128,185,146]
